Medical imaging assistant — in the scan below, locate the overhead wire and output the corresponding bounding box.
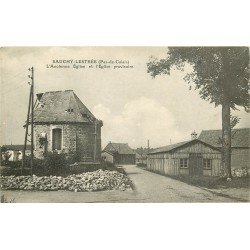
[2,71,26,82]
[1,71,30,96]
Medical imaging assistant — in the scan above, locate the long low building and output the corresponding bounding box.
[147,139,222,176]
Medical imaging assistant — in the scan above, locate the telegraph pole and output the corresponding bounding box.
[93,120,97,163]
[30,67,34,175]
[21,67,34,175]
[21,83,32,174]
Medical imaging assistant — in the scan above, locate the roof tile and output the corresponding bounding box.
[103,142,135,155]
[34,90,98,123]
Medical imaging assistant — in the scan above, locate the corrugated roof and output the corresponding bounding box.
[198,128,250,148]
[33,90,98,124]
[103,142,135,155]
[148,139,220,154]
[149,140,190,154]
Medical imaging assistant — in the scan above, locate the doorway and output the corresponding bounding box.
[52,128,62,150]
[189,153,203,176]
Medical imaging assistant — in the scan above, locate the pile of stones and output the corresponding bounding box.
[0,169,132,192]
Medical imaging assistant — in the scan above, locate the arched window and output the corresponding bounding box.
[52,128,62,150]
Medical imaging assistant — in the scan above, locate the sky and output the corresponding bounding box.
[1,47,249,149]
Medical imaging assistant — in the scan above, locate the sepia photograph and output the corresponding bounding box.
[1,1,250,250]
[1,46,249,203]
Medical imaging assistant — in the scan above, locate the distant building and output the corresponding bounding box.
[1,145,31,161]
[198,128,250,172]
[102,142,136,165]
[32,90,103,162]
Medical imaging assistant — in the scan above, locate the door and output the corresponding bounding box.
[52,128,62,150]
[189,153,203,176]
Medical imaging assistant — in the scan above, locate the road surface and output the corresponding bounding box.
[1,165,248,202]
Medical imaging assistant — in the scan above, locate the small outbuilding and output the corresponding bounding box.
[147,139,222,176]
[102,142,136,165]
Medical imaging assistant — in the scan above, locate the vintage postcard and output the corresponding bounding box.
[0,47,249,203]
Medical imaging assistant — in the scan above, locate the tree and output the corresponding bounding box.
[147,47,249,179]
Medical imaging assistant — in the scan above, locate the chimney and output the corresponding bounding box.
[191,131,197,139]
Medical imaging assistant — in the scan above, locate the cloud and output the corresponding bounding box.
[93,97,182,148]
[1,47,248,146]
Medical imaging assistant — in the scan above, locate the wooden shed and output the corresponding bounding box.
[147,139,222,176]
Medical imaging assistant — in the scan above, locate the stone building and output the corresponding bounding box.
[33,90,103,162]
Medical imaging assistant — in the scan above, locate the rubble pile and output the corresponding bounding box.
[0,169,132,192]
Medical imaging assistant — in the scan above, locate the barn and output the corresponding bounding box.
[147,139,222,176]
[198,128,250,172]
[102,142,136,165]
[33,90,103,162]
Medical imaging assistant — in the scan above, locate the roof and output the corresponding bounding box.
[148,139,220,155]
[1,145,31,151]
[33,90,100,124]
[149,141,190,154]
[198,128,250,148]
[103,142,135,155]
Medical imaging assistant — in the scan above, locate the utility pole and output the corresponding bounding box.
[21,86,32,174]
[21,67,34,175]
[147,139,150,154]
[93,119,97,163]
[30,67,34,175]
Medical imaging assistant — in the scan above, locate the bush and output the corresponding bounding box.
[232,168,248,178]
[32,153,70,176]
[1,160,22,168]
[1,153,125,177]
[220,167,249,178]
[0,152,130,177]
[1,153,70,176]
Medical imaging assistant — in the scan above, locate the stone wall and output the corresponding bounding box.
[96,124,102,161]
[75,124,94,161]
[34,123,102,162]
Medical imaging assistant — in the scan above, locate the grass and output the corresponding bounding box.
[136,163,147,168]
[143,166,250,189]
[166,174,250,189]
